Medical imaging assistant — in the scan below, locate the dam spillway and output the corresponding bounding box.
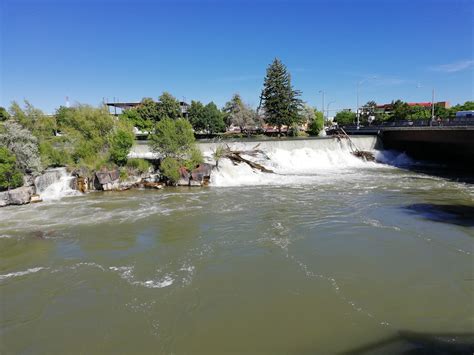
[129,136,380,160]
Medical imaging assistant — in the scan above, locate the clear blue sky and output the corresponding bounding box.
[1,0,473,114]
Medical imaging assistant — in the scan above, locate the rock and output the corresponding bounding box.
[0,191,9,207]
[75,176,89,193]
[23,174,36,187]
[94,169,120,190]
[177,178,190,186]
[9,186,35,205]
[143,182,164,189]
[191,163,212,184]
[189,180,201,187]
[30,194,42,203]
[0,186,35,207]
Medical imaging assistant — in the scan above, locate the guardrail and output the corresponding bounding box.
[342,117,474,130]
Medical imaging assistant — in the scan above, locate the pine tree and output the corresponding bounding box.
[260,58,302,135]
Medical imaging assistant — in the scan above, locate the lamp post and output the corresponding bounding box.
[356,76,377,129]
[416,83,436,122]
[326,100,336,122]
[319,90,325,123]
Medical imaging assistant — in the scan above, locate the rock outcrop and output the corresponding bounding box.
[191,163,212,186]
[0,186,35,207]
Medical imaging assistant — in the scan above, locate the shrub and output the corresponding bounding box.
[151,118,196,160]
[0,120,42,173]
[39,141,72,167]
[184,147,204,170]
[308,111,324,136]
[126,158,151,174]
[0,107,9,122]
[160,157,180,183]
[109,123,135,166]
[0,147,23,191]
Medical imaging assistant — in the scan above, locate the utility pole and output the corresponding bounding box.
[431,88,435,120]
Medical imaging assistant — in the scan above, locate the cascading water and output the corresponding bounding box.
[34,167,80,201]
[200,137,409,187]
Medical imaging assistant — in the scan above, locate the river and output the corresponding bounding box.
[1,138,473,354]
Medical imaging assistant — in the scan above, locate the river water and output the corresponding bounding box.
[1,138,473,354]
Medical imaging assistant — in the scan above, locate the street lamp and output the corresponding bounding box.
[356,76,377,128]
[326,100,336,122]
[416,83,436,122]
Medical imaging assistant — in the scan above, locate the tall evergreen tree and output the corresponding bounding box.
[260,58,302,135]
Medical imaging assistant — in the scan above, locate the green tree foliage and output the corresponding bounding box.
[0,120,42,172]
[126,158,151,174]
[151,118,196,160]
[109,121,135,166]
[390,100,410,120]
[0,107,10,121]
[135,98,160,122]
[408,105,431,120]
[334,111,356,126]
[120,109,153,132]
[188,100,207,132]
[204,102,226,134]
[308,109,324,136]
[55,105,116,166]
[0,147,23,191]
[39,141,72,167]
[156,92,182,120]
[223,94,257,132]
[151,118,202,182]
[160,157,181,183]
[260,58,303,134]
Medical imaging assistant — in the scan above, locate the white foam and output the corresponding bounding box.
[35,167,80,201]
[109,266,174,289]
[207,140,381,187]
[0,267,47,281]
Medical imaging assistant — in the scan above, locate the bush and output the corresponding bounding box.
[184,147,204,170]
[0,120,42,173]
[151,118,196,160]
[160,157,180,183]
[109,123,135,166]
[308,111,324,136]
[126,158,151,174]
[39,141,72,167]
[0,147,23,191]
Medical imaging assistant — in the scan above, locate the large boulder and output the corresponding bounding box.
[191,163,212,186]
[94,169,120,190]
[9,186,35,205]
[0,186,35,207]
[0,191,10,207]
[177,166,190,186]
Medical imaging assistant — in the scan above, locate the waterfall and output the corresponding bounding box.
[34,168,80,201]
[201,137,386,187]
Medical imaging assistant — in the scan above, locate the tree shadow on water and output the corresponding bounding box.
[342,330,474,355]
[404,204,474,227]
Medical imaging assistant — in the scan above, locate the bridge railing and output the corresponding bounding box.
[342,117,474,130]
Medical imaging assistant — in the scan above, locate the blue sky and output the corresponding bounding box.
[1,0,473,114]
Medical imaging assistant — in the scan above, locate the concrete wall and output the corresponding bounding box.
[381,127,474,168]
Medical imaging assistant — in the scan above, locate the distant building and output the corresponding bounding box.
[106,100,190,118]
